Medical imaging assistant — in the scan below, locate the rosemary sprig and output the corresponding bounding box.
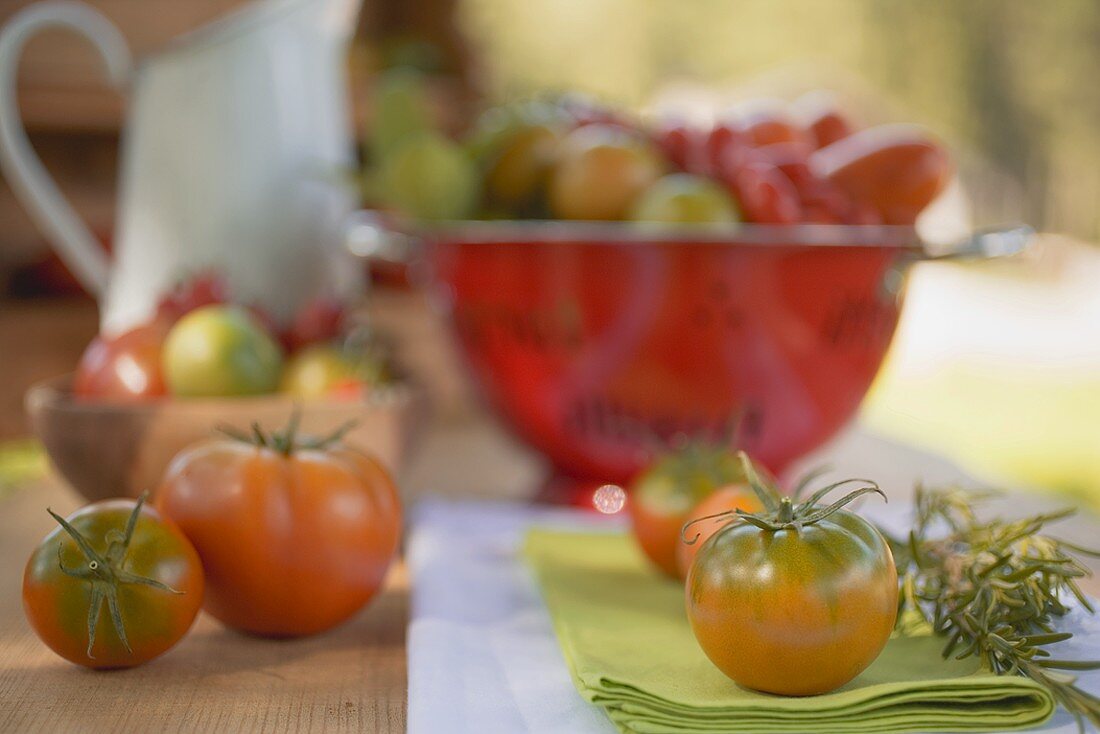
[887,485,1100,730]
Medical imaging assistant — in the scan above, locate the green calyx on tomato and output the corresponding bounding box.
[705,454,883,533]
[44,492,182,658]
[217,410,356,457]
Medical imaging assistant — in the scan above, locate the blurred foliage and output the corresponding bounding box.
[459,0,1100,239]
[863,364,1100,514]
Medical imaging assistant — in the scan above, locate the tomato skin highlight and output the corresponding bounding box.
[22,500,204,669]
[156,440,401,637]
[686,508,897,695]
[73,321,169,401]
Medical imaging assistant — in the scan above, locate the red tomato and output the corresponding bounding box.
[811,124,952,225]
[23,494,204,669]
[156,419,402,637]
[799,179,856,223]
[654,122,700,172]
[283,297,349,353]
[728,161,802,224]
[809,111,854,149]
[73,321,169,401]
[675,484,760,578]
[155,272,229,323]
[703,123,749,175]
[793,91,855,149]
[757,142,816,191]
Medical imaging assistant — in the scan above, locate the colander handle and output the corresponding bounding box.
[919,225,1033,261]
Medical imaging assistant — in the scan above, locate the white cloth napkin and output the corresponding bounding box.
[407,499,621,734]
[406,495,1100,733]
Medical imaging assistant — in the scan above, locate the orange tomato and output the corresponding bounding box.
[549,124,664,220]
[156,421,401,637]
[811,124,952,225]
[675,484,760,578]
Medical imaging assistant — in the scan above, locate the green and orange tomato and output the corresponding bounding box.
[22,494,204,669]
[686,485,897,696]
[162,305,283,397]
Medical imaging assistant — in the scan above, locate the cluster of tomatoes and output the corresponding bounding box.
[73,273,388,402]
[23,416,402,668]
[650,92,953,226]
[628,443,899,696]
[371,80,952,229]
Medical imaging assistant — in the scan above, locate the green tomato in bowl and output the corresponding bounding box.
[629,173,740,224]
[162,305,283,397]
[380,130,479,221]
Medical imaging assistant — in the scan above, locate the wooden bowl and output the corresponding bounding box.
[26,376,428,502]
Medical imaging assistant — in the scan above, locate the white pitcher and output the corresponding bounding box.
[0,0,363,334]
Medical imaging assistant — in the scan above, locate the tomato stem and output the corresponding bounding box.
[776,497,794,524]
[217,411,359,456]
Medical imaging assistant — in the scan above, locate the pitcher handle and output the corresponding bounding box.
[0,1,131,296]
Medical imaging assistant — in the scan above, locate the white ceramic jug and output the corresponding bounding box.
[0,0,363,334]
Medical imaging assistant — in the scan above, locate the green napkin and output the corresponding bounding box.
[524,529,1055,734]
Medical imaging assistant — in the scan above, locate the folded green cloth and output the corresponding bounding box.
[524,529,1055,734]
